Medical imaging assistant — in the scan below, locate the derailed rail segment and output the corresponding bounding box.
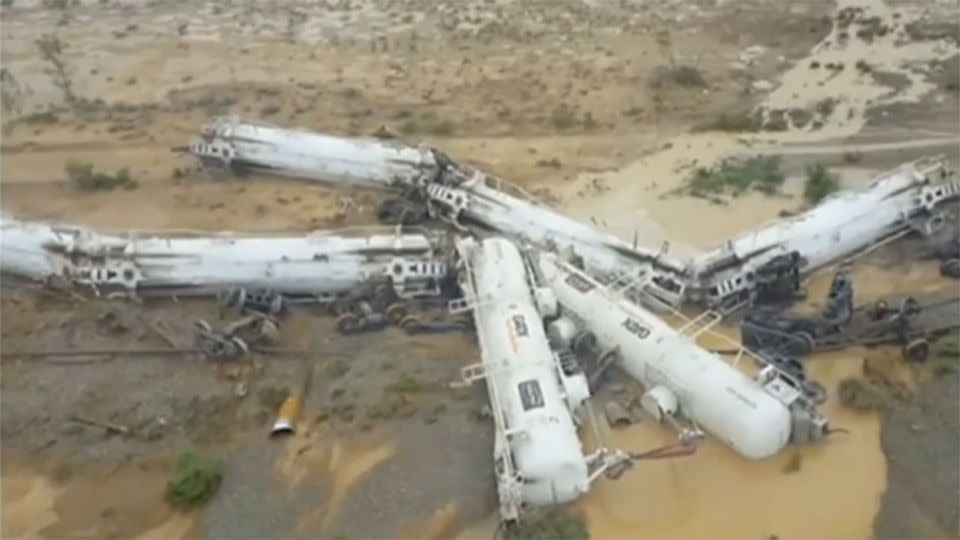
[536,251,832,460]
[690,156,960,310]
[741,268,960,363]
[451,236,683,523]
[0,214,452,303]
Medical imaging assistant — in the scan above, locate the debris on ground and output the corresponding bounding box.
[604,401,632,428]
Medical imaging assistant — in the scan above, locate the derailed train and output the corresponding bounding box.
[537,252,830,460]
[453,236,594,519]
[185,117,960,311]
[186,117,692,306]
[2,114,956,525]
[452,236,699,518]
[0,214,452,304]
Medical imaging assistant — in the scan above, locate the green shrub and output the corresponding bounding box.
[687,156,785,197]
[506,508,589,540]
[803,163,840,204]
[166,451,223,510]
[692,113,761,132]
[66,161,135,191]
[550,104,578,130]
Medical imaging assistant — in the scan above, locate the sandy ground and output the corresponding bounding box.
[2,0,959,538]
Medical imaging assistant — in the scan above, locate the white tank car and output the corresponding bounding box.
[536,252,830,460]
[426,175,691,307]
[0,214,449,300]
[186,119,692,306]
[692,156,959,308]
[455,237,591,519]
[186,116,463,190]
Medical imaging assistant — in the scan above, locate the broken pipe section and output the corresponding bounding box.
[270,362,314,437]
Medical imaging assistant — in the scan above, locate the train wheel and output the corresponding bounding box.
[386,303,409,324]
[940,259,960,279]
[869,299,888,321]
[400,315,423,335]
[802,380,828,405]
[791,331,815,356]
[336,313,360,335]
[197,336,222,359]
[573,332,598,356]
[900,297,920,317]
[230,336,249,357]
[374,282,396,309]
[903,338,929,363]
[326,299,346,317]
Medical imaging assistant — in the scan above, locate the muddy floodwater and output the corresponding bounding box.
[450,262,950,540]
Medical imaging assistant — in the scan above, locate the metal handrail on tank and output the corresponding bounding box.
[703,155,949,253]
[452,240,525,517]
[613,273,815,403]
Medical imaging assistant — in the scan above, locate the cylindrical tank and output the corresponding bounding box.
[462,237,590,504]
[191,118,440,189]
[0,215,447,299]
[0,216,62,280]
[538,252,793,460]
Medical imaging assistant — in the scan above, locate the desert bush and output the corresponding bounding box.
[692,112,761,133]
[837,378,886,411]
[550,103,578,130]
[650,64,706,89]
[166,451,223,509]
[803,163,840,204]
[66,161,134,191]
[687,156,784,197]
[505,508,589,540]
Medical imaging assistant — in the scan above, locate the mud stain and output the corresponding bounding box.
[1,453,192,540]
[295,435,397,533]
[397,502,464,540]
[1,472,65,539]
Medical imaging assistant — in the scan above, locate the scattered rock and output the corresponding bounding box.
[476,405,492,421]
[752,80,775,92]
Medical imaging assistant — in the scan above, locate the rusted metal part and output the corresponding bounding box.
[270,363,314,437]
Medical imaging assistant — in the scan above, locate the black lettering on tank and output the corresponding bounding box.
[622,317,651,339]
[564,273,595,293]
[512,314,529,337]
[725,386,758,410]
[518,379,545,411]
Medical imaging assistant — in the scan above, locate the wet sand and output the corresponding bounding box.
[557,0,959,253]
[578,262,951,540]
